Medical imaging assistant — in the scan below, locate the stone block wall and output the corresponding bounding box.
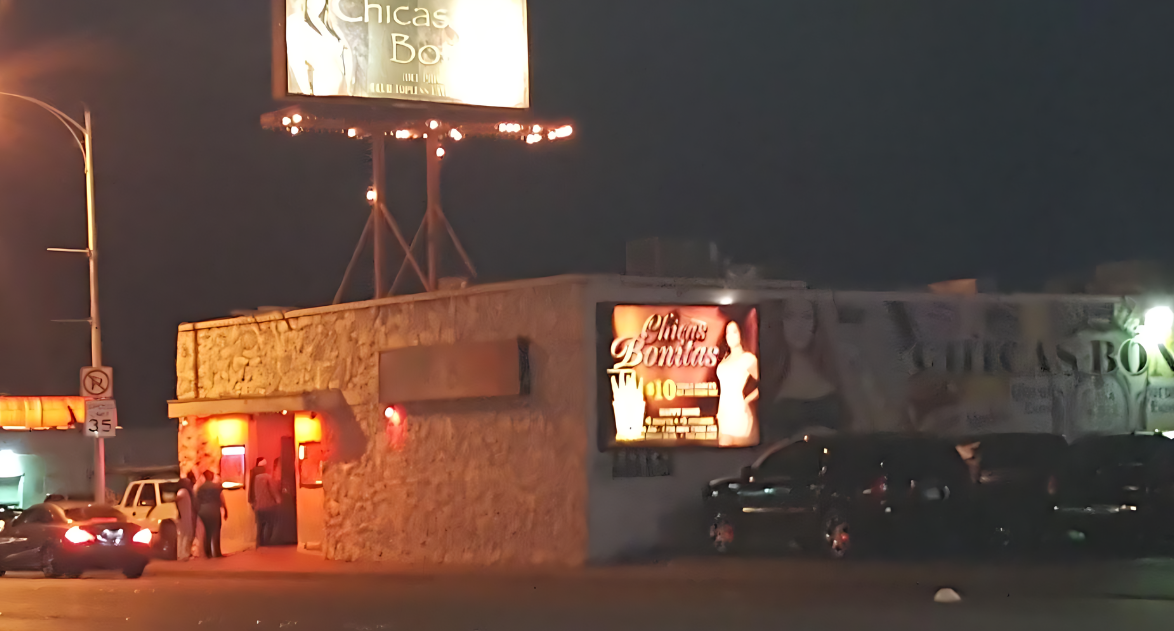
[175,279,590,565]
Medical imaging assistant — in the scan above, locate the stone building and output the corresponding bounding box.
[170,275,1174,565]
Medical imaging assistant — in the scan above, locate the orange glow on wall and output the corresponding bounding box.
[294,413,321,444]
[210,416,249,446]
[0,397,85,429]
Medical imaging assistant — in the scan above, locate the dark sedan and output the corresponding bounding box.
[0,502,152,578]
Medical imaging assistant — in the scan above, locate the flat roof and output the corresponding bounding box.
[176,273,1151,333]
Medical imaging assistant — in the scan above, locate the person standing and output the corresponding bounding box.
[175,473,195,561]
[196,470,227,558]
[252,461,280,547]
[247,458,267,508]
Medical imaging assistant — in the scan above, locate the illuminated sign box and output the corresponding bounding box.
[276,0,530,109]
[598,305,760,449]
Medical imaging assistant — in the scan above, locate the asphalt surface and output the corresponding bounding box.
[2,557,1174,630]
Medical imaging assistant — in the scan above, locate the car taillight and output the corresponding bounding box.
[132,529,152,545]
[65,526,95,544]
[865,476,888,498]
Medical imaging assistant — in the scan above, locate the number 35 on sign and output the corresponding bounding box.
[83,399,117,438]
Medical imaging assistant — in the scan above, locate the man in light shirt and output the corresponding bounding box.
[252,461,281,547]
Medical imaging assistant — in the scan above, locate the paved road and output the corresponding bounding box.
[2,558,1174,630]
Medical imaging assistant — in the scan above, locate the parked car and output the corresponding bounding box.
[705,434,972,558]
[0,501,152,578]
[960,433,1068,550]
[1053,433,1174,552]
[119,478,183,560]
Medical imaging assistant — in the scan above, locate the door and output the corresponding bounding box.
[747,441,823,538]
[124,482,158,526]
[120,482,141,513]
[0,507,52,570]
[273,436,299,545]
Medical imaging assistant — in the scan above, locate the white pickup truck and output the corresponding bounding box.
[118,478,182,559]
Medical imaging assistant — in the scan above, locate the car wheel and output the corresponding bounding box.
[40,546,63,579]
[710,514,738,554]
[158,522,178,561]
[823,511,853,560]
[123,564,146,579]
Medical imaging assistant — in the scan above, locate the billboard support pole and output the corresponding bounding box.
[426,133,442,290]
[333,214,374,305]
[372,134,389,298]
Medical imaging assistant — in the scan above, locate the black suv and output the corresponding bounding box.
[1053,433,1174,552]
[963,433,1068,550]
[705,434,971,558]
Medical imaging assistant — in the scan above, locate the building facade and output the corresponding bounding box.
[171,275,1174,564]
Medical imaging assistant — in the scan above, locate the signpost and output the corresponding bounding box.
[81,366,114,500]
[83,399,117,439]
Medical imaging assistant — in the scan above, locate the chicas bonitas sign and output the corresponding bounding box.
[281,0,529,108]
[601,305,760,449]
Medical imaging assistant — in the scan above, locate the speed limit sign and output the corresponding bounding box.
[83,399,117,438]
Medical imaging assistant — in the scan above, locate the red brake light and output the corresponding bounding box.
[65,526,95,544]
[132,528,152,545]
[866,476,888,498]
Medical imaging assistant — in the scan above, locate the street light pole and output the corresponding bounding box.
[83,107,105,503]
[1,93,105,502]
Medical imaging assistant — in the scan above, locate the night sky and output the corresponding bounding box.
[2,1,1174,427]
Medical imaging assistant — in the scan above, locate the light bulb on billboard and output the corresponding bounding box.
[428,120,440,130]
[347,128,357,138]
[291,114,302,124]
[366,188,377,202]
[1139,306,1174,346]
[449,129,463,141]
[436,147,446,158]
[289,126,300,135]
[281,116,291,126]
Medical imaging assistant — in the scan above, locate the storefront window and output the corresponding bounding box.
[298,442,323,488]
[220,445,246,489]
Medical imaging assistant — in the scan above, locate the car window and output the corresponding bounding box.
[64,506,126,521]
[13,507,48,526]
[757,442,821,478]
[122,483,140,507]
[137,483,157,507]
[159,482,181,503]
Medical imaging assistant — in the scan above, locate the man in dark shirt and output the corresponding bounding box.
[196,470,227,558]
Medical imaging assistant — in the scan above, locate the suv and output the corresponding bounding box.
[963,433,1068,550]
[1053,433,1174,552]
[705,434,972,558]
[119,478,183,560]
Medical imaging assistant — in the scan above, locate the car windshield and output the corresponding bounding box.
[64,506,126,521]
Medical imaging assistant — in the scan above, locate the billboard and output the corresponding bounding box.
[599,305,760,448]
[598,295,1174,450]
[279,0,529,108]
[754,295,1169,443]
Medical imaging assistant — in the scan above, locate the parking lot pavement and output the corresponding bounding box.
[4,556,1174,630]
[144,548,1174,601]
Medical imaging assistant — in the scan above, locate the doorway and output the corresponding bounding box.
[252,414,298,547]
